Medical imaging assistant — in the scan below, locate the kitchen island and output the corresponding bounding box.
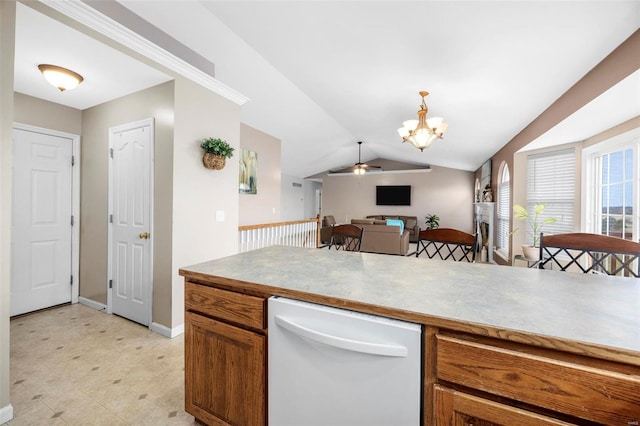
[179,245,640,426]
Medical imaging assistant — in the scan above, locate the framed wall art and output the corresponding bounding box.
[239,148,258,194]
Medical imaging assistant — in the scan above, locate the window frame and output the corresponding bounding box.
[495,162,510,260]
[525,148,576,245]
[582,128,640,241]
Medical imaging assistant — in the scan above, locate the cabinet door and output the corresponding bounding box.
[185,311,265,426]
[434,386,574,426]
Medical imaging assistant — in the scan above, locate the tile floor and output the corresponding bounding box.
[4,303,197,425]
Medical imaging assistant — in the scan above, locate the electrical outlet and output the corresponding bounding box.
[216,210,225,222]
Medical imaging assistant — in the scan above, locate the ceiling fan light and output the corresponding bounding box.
[38,64,83,92]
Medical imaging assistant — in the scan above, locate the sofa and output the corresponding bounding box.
[366,215,420,242]
[351,218,410,256]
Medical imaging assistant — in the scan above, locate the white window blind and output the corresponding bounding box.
[496,164,510,258]
[526,148,575,244]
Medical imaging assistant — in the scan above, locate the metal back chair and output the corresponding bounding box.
[539,233,640,277]
[329,224,364,252]
[416,228,477,262]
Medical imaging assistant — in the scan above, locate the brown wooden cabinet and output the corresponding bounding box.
[434,385,574,426]
[184,282,266,426]
[434,333,640,425]
[180,263,640,426]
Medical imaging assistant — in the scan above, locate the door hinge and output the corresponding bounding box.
[71,215,75,226]
[71,156,75,166]
[109,214,113,223]
[70,275,73,286]
[109,148,114,158]
[109,279,113,289]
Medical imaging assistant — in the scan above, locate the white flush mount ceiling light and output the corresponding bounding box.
[38,64,84,92]
[398,90,448,151]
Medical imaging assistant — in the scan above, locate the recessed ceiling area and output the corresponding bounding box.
[520,69,640,152]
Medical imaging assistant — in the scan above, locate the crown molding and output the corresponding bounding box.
[39,0,249,106]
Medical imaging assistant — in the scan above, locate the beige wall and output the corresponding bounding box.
[0,0,15,417]
[171,77,241,328]
[14,93,82,134]
[81,82,175,329]
[239,123,281,225]
[322,166,475,233]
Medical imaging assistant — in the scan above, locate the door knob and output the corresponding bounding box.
[139,232,149,239]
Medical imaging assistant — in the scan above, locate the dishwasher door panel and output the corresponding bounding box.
[268,296,422,426]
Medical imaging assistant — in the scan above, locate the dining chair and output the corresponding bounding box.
[329,224,364,252]
[538,232,640,277]
[416,228,477,262]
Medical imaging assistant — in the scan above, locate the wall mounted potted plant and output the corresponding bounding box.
[512,203,557,260]
[201,137,234,170]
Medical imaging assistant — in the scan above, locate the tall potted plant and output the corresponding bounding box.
[512,203,557,260]
[201,137,234,170]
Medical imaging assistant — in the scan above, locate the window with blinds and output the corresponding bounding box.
[496,163,510,258]
[526,148,575,244]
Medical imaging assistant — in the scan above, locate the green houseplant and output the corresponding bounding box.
[512,203,557,259]
[200,137,234,170]
[425,214,440,230]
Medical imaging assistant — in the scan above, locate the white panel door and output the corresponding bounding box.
[110,120,152,326]
[12,128,73,316]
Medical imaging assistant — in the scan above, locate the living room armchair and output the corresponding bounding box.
[320,215,337,244]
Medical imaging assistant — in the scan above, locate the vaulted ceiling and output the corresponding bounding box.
[15,1,640,178]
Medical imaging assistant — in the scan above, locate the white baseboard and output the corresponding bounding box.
[78,297,183,338]
[150,321,184,338]
[0,404,14,423]
[78,297,107,312]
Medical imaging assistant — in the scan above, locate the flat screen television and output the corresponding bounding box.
[376,185,411,206]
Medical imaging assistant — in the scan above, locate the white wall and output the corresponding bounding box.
[322,167,475,232]
[0,1,14,419]
[172,77,241,329]
[304,180,323,219]
[280,174,306,221]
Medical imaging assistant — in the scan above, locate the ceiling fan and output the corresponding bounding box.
[331,141,382,175]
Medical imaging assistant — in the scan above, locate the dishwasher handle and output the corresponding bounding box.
[274,315,408,357]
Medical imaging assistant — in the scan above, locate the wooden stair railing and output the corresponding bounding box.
[238,215,321,253]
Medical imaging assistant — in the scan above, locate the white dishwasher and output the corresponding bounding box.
[268,296,422,426]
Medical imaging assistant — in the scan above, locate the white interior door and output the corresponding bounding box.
[11,128,73,316]
[110,119,153,326]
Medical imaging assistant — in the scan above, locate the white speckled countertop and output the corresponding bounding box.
[180,245,640,354]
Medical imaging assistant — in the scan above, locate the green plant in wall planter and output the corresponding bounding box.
[512,203,557,260]
[201,137,234,170]
[425,214,440,230]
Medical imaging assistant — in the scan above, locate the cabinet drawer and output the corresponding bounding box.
[436,335,640,425]
[185,282,265,329]
[434,385,574,425]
